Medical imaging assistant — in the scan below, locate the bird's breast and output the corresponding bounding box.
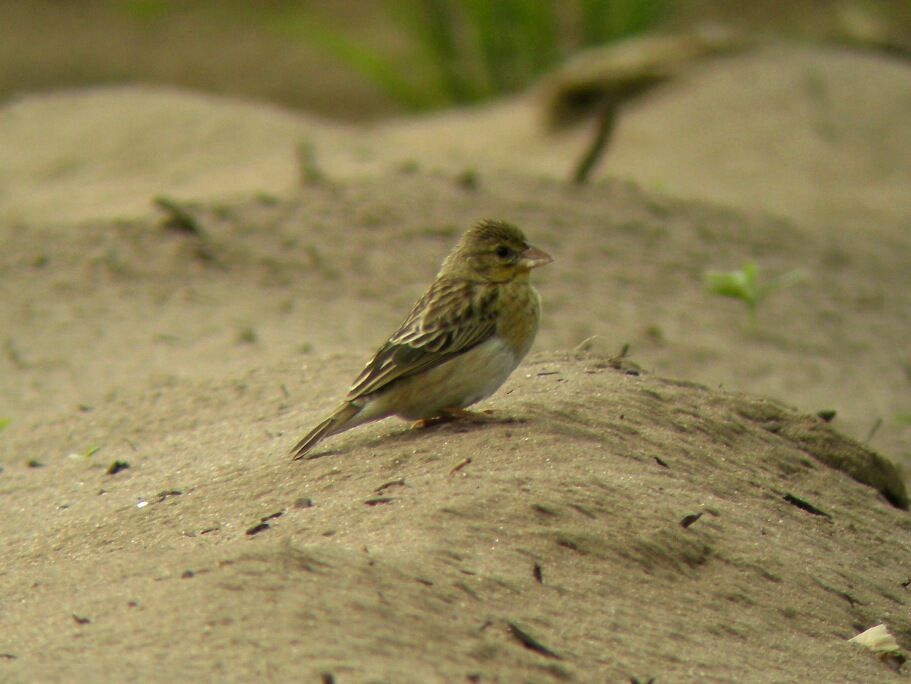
[496,281,541,361]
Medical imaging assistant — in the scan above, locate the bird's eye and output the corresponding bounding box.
[495,245,513,259]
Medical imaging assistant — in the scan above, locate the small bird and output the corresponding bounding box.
[290,219,553,459]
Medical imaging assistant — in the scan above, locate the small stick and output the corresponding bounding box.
[572,108,617,185]
[449,457,472,476]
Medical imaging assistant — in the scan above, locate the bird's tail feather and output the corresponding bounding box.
[290,401,361,460]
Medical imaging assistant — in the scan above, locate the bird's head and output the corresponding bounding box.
[439,219,553,283]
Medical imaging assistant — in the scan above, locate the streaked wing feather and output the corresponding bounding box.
[347,279,497,399]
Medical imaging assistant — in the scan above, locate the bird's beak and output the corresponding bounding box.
[519,244,553,270]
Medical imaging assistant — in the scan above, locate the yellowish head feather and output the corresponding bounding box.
[440,219,552,283]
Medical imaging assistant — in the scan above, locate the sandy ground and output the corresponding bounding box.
[1,44,910,681]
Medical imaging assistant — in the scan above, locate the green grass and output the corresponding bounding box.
[705,263,806,326]
[280,0,667,109]
[578,0,668,45]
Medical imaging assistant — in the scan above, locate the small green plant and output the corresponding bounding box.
[705,263,805,325]
[0,418,9,432]
[277,0,667,109]
[67,445,101,461]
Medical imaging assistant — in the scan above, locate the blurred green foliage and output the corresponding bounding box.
[283,0,667,109]
[705,263,806,325]
[118,0,173,22]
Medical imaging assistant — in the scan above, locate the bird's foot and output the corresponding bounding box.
[410,408,493,430]
[410,417,439,430]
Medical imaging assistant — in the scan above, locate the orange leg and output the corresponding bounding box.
[410,417,438,430]
[410,408,492,430]
[441,407,490,421]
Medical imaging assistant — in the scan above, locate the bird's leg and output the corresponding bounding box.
[409,408,491,430]
[441,407,490,422]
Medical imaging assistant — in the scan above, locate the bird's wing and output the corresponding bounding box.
[347,278,498,400]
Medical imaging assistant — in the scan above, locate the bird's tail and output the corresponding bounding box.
[290,401,362,460]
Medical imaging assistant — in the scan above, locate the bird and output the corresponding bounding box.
[290,219,553,459]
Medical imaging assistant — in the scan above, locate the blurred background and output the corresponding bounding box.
[3,0,910,120]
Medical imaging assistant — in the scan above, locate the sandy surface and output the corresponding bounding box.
[1,43,910,681]
[2,353,909,682]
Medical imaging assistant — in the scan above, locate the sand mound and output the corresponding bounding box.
[3,173,907,473]
[1,352,908,682]
[0,87,340,225]
[1,45,909,232]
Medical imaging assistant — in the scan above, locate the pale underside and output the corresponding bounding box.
[352,336,521,424]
